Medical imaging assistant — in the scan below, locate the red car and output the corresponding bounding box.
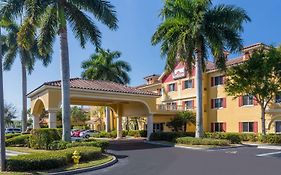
[71,130,82,137]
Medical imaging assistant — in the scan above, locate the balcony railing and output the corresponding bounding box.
[157,104,194,111]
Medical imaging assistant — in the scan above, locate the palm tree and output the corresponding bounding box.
[81,49,131,84]
[0,0,118,141]
[81,49,131,132]
[2,20,51,132]
[152,0,250,138]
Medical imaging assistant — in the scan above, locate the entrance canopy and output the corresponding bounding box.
[28,78,162,117]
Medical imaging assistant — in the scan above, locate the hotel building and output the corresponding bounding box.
[137,43,281,134]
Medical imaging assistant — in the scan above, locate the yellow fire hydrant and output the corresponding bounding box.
[72,150,81,165]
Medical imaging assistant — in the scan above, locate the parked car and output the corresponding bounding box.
[71,129,81,137]
[79,130,100,138]
[5,128,21,134]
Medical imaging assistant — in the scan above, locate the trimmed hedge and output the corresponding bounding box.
[176,137,230,146]
[149,132,195,142]
[6,134,30,147]
[127,130,147,137]
[29,129,62,149]
[259,134,281,144]
[204,132,259,144]
[95,130,129,138]
[49,140,109,152]
[6,146,102,171]
[5,133,21,140]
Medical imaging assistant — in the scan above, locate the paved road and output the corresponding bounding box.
[79,140,281,175]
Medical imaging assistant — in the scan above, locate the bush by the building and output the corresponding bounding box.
[6,146,102,171]
[5,134,30,147]
[29,128,62,149]
[149,132,195,142]
[258,134,281,144]
[176,137,230,146]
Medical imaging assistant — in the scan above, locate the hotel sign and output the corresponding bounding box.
[172,67,186,79]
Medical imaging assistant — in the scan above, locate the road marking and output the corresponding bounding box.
[256,151,281,157]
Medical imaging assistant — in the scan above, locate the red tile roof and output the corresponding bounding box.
[206,56,245,71]
[28,78,160,97]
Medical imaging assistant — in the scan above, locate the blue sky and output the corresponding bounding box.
[4,0,281,117]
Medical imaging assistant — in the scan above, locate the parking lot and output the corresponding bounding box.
[79,140,281,175]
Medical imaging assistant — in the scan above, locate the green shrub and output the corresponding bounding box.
[95,130,128,138]
[149,132,195,142]
[225,133,241,144]
[204,132,254,143]
[5,135,30,147]
[29,129,62,150]
[258,134,281,144]
[176,137,230,146]
[6,146,102,171]
[49,141,68,150]
[67,140,109,152]
[5,133,21,140]
[127,130,147,137]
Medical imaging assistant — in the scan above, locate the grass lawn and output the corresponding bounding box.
[1,154,114,175]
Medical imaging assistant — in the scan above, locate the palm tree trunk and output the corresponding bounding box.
[21,61,27,132]
[0,27,6,171]
[59,27,71,142]
[195,49,203,138]
[261,106,266,135]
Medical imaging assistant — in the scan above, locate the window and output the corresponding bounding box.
[211,122,225,132]
[211,76,224,86]
[242,95,254,106]
[242,122,254,132]
[168,83,176,92]
[184,100,194,109]
[167,102,177,110]
[157,88,163,95]
[276,92,281,103]
[276,121,281,133]
[153,123,164,132]
[184,80,193,89]
[212,98,225,109]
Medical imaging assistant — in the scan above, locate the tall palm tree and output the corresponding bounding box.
[0,0,118,141]
[81,49,131,132]
[152,0,250,138]
[81,49,131,84]
[2,20,51,132]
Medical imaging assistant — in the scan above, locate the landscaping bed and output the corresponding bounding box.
[4,128,112,173]
[94,130,147,138]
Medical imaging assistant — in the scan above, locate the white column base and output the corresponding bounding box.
[147,114,153,140]
[48,111,57,128]
[116,115,122,139]
[33,115,40,129]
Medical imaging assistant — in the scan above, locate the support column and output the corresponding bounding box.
[105,107,111,132]
[147,114,153,140]
[33,114,40,129]
[116,115,122,139]
[48,110,57,128]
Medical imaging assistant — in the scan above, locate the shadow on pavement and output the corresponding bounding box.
[107,140,171,151]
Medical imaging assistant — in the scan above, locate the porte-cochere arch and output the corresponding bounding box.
[28,78,177,139]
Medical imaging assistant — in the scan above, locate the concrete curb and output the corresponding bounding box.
[48,154,118,175]
[146,141,248,151]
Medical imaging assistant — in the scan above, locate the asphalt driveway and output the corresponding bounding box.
[79,140,281,175]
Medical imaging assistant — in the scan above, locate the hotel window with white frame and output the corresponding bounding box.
[242,95,254,106]
[211,122,226,132]
[276,121,281,133]
[211,75,224,86]
[242,122,254,132]
[153,123,164,132]
[184,100,193,109]
[168,83,176,92]
[276,92,281,103]
[184,80,193,89]
[211,98,226,109]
